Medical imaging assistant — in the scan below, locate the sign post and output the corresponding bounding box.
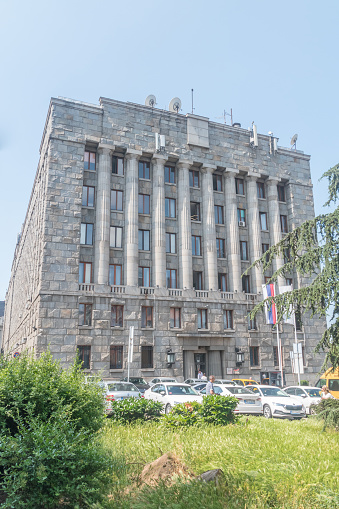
[127,326,134,383]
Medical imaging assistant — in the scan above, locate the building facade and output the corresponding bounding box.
[3,96,326,384]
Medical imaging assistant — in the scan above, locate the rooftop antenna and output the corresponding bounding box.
[191,89,195,114]
[215,108,233,125]
[290,133,298,150]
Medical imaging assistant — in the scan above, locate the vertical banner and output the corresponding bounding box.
[262,284,276,325]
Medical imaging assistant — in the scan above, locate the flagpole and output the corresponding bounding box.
[276,321,284,387]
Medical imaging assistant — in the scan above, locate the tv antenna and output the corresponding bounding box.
[290,133,298,150]
[145,95,157,108]
[191,89,195,114]
[169,97,182,113]
[215,108,233,125]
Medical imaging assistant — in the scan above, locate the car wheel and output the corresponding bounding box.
[165,404,172,414]
[263,404,272,419]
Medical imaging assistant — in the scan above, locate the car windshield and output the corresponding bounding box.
[329,380,339,391]
[107,383,138,392]
[260,387,289,397]
[226,386,253,395]
[304,388,322,397]
[130,378,147,385]
[167,385,198,395]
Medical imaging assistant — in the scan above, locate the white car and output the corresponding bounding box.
[247,385,306,420]
[283,386,322,415]
[198,384,263,415]
[148,377,178,387]
[144,382,202,414]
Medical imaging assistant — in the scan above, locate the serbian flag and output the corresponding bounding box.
[262,284,277,324]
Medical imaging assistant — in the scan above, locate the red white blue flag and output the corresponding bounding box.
[262,284,277,324]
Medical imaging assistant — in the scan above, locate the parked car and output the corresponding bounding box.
[283,386,322,414]
[120,377,150,393]
[148,377,178,387]
[315,367,339,398]
[246,385,305,420]
[232,378,259,386]
[198,384,262,415]
[144,382,202,414]
[184,378,203,386]
[192,382,208,392]
[214,379,238,385]
[104,381,142,402]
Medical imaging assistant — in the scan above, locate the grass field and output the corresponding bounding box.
[100,416,339,509]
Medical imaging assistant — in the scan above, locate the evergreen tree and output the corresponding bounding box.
[246,164,339,369]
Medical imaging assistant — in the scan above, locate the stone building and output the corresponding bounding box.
[3,96,325,384]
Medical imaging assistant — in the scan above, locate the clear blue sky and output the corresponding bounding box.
[1,0,338,300]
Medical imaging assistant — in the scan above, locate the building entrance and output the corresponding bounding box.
[194,353,206,377]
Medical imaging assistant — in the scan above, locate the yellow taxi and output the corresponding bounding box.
[232,378,259,387]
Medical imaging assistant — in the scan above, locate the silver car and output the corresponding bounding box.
[144,382,202,414]
[104,381,142,402]
[283,386,322,415]
[199,384,263,415]
[247,385,306,420]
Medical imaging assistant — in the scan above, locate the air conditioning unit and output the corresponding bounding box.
[238,221,246,227]
[155,133,165,152]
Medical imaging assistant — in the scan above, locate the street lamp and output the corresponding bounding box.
[166,349,175,367]
[235,348,245,366]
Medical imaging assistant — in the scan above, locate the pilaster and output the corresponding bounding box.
[177,160,193,289]
[152,154,167,288]
[224,170,242,292]
[201,165,218,291]
[247,175,263,294]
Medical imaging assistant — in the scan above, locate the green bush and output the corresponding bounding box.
[315,398,339,430]
[161,402,203,428]
[0,409,112,509]
[0,351,105,436]
[300,380,309,386]
[109,397,163,423]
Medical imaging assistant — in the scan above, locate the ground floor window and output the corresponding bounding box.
[110,345,123,369]
[141,345,153,368]
[77,345,91,369]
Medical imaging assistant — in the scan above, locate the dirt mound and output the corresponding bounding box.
[140,452,194,486]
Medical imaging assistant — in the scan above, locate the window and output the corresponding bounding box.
[79,303,92,326]
[218,273,227,291]
[110,345,123,369]
[141,306,153,328]
[139,161,150,179]
[198,309,208,329]
[192,236,201,256]
[138,230,150,250]
[295,309,302,331]
[265,276,271,284]
[278,185,286,202]
[138,194,150,214]
[190,202,201,221]
[224,310,233,329]
[165,165,175,184]
[138,267,150,287]
[82,186,95,207]
[111,305,123,327]
[79,262,92,284]
[112,156,124,175]
[259,212,268,231]
[84,151,96,171]
[286,278,293,286]
[80,223,93,245]
[214,205,224,224]
[110,226,122,248]
[166,233,176,253]
[170,308,181,328]
[166,269,177,288]
[237,208,246,224]
[193,271,203,290]
[216,238,225,258]
[280,215,288,233]
[284,247,291,263]
[141,345,153,368]
[189,169,199,188]
[77,345,91,369]
[250,346,259,366]
[235,178,245,195]
[257,182,265,199]
[165,198,176,218]
[240,241,248,261]
[242,275,250,293]
[213,174,223,191]
[109,264,122,285]
[248,316,257,330]
[111,190,123,211]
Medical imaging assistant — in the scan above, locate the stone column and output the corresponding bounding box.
[94,145,113,285]
[247,175,263,294]
[267,178,284,285]
[201,166,218,291]
[177,160,193,289]
[224,170,242,293]
[124,150,141,286]
[152,154,167,288]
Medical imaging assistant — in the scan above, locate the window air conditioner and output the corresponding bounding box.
[238,221,246,227]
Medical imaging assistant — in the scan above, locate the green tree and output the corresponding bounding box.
[245,164,339,369]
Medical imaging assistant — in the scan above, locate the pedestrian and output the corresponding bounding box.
[205,375,215,395]
[197,370,203,380]
[201,372,207,381]
[321,385,334,400]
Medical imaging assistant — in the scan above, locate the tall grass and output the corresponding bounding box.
[101,417,339,508]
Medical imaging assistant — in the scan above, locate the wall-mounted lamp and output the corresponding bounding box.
[166,348,175,367]
[235,347,245,366]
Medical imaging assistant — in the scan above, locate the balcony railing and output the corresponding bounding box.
[221,292,234,300]
[78,284,94,292]
[246,293,258,301]
[110,285,126,294]
[195,290,209,298]
[168,289,183,297]
[140,287,155,295]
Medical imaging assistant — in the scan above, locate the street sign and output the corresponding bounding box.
[13,352,20,358]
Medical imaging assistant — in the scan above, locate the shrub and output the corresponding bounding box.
[315,398,339,430]
[109,397,163,423]
[0,409,113,509]
[0,351,105,436]
[300,380,309,386]
[161,402,203,428]
[199,394,239,425]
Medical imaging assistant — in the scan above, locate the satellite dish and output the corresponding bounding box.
[169,97,182,113]
[290,133,298,147]
[145,95,156,107]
